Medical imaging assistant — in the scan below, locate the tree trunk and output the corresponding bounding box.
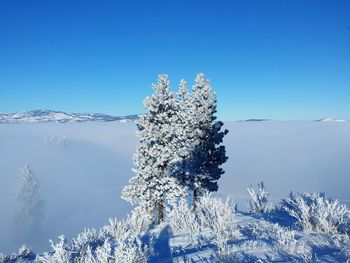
[157,167,165,225]
[192,186,199,212]
[157,201,164,224]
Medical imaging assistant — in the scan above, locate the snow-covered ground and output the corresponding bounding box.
[0,121,350,256]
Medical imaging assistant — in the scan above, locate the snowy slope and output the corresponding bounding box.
[0,110,141,123]
[2,196,349,262]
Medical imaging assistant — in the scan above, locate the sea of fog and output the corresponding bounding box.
[0,121,349,254]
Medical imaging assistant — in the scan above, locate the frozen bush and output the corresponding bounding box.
[248,222,303,254]
[17,245,36,261]
[125,207,152,236]
[75,209,150,262]
[113,236,148,263]
[247,181,272,213]
[36,235,72,263]
[71,228,99,252]
[98,209,150,262]
[74,246,96,263]
[101,207,151,241]
[168,194,240,254]
[99,218,119,239]
[0,245,36,263]
[37,229,113,263]
[167,198,199,234]
[331,234,350,260]
[217,250,268,263]
[107,210,149,263]
[196,193,240,253]
[35,209,150,263]
[272,226,311,261]
[303,233,350,262]
[281,192,350,234]
[216,239,269,262]
[74,239,114,263]
[241,221,311,262]
[94,240,113,262]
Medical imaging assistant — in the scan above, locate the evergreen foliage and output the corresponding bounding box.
[122,75,187,224]
[122,74,228,223]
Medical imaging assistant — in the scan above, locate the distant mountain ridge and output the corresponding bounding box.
[315,117,346,122]
[0,110,141,123]
[238,118,272,122]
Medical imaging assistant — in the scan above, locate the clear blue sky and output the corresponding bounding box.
[0,0,349,120]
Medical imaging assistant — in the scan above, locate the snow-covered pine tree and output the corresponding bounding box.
[190,74,228,210]
[170,79,201,188]
[122,75,186,224]
[15,164,44,232]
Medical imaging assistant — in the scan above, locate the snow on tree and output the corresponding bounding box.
[122,74,186,224]
[122,73,228,222]
[15,165,44,234]
[169,79,201,189]
[189,73,228,209]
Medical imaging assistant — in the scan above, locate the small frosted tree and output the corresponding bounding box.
[247,181,272,213]
[122,75,186,224]
[15,165,44,233]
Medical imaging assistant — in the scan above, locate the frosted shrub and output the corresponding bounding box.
[126,207,152,236]
[100,218,119,238]
[274,227,297,251]
[331,234,350,259]
[281,192,350,234]
[243,221,300,249]
[217,250,267,263]
[111,218,134,241]
[103,208,151,242]
[0,245,36,262]
[114,236,148,263]
[71,228,99,252]
[215,239,269,262]
[17,245,36,261]
[167,198,199,234]
[273,226,311,261]
[168,194,239,253]
[74,240,114,263]
[75,246,96,263]
[242,221,311,262]
[196,193,240,253]
[36,235,72,263]
[69,227,114,262]
[94,240,113,262]
[247,181,272,213]
[98,209,149,262]
[36,210,150,263]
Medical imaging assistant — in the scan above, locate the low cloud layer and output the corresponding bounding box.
[0,121,349,254]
